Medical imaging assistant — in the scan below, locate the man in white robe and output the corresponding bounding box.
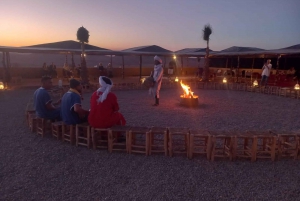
[149,55,163,106]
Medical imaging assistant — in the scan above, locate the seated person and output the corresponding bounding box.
[88,76,126,128]
[98,63,104,71]
[61,79,89,125]
[33,76,61,121]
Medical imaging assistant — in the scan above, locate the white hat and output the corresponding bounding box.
[97,76,113,103]
[154,55,162,63]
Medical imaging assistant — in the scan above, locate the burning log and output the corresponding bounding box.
[179,81,199,107]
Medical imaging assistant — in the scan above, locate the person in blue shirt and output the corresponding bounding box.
[33,76,61,121]
[61,79,89,125]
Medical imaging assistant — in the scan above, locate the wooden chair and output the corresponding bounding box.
[197,82,204,89]
[62,124,76,145]
[246,85,255,92]
[237,83,246,91]
[168,127,190,157]
[36,117,51,137]
[189,130,211,160]
[127,127,150,155]
[290,89,299,99]
[231,131,256,162]
[248,131,277,161]
[28,113,37,132]
[270,131,298,160]
[51,121,63,140]
[91,127,109,150]
[269,86,279,95]
[26,110,35,127]
[278,87,291,97]
[149,127,168,156]
[209,131,234,161]
[76,123,91,148]
[108,125,131,153]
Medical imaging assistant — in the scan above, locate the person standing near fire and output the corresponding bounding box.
[149,56,163,106]
[260,59,272,86]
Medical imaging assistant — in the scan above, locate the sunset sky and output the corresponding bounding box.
[1,0,300,51]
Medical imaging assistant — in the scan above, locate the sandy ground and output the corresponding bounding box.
[1,87,300,201]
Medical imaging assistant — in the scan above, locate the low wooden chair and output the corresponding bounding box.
[127,127,151,155]
[269,86,279,95]
[149,127,168,156]
[108,125,131,153]
[246,85,255,92]
[76,123,91,148]
[91,127,109,150]
[237,83,247,91]
[51,121,63,140]
[36,117,51,137]
[209,131,234,161]
[62,124,76,145]
[168,127,190,157]
[28,113,37,132]
[278,87,291,97]
[270,131,298,160]
[189,130,211,159]
[248,131,277,161]
[197,82,204,89]
[26,110,35,127]
[231,131,256,162]
[290,89,299,99]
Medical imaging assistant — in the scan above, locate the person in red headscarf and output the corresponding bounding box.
[88,76,126,128]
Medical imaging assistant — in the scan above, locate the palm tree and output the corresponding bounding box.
[76,26,89,85]
[202,24,212,81]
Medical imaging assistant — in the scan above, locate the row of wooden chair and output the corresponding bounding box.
[25,114,300,162]
[195,81,300,99]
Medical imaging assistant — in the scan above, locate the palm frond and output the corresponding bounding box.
[77,26,89,43]
[202,24,212,41]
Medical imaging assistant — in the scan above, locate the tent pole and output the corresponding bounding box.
[251,58,255,83]
[139,55,142,80]
[122,55,125,79]
[181,56,183,76]
[226,58,228,68]
[276,55,281,84]
[237,56,240,82]
[284,56,287,70]
[110,55,113,67]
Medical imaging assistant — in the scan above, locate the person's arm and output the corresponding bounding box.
[45,101,56,110]
[53,99,61,106]
[43,91,56,110]
[74,104,89,117]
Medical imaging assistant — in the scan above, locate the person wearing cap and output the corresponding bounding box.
[88,76,126,128]
[260,59,272,86]
[149,55,163,106]
[60,79,89,125]
[33,76,61,121]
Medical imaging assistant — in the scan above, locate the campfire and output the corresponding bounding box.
[179,81,198,107]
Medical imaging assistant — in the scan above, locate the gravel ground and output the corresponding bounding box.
[1,87,300,201]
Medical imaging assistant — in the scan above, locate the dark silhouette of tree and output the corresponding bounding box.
[202,24,212,81]
[77,26,89,85]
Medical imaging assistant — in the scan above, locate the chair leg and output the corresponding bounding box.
[76,125,79,146]
[164,131,168,156]
[146,132,149,156]
[189,134,194,159]
[207,136,212,160]
[168,133,173,157]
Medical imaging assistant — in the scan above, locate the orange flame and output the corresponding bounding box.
[180,80,194,98]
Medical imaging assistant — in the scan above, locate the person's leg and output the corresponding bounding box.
[260,75,266,86]
[264,76,268,86]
